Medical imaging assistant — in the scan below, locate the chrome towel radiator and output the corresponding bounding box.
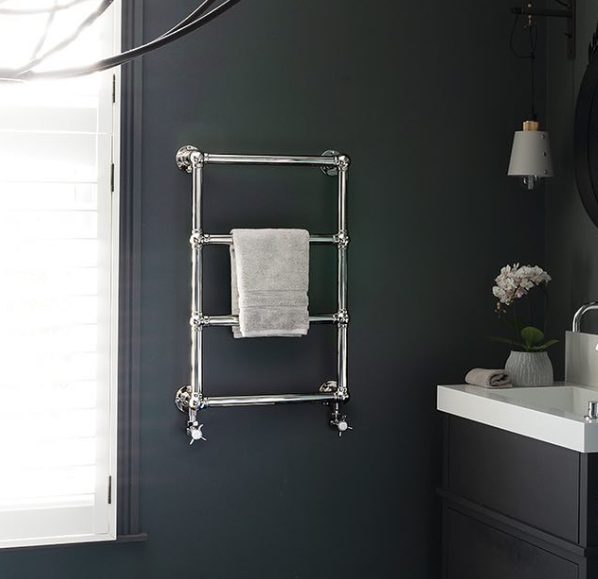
[174,146,351,444]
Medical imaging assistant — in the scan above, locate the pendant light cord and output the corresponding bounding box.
[509,8,539,121]
[529,23,537,120]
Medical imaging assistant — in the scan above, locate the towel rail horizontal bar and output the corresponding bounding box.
[201,234,336,245]
[176,146,350,174]
[203,153,340,167]
[201,314,337,327]
[308,314,338,324]
[202,392,340,408]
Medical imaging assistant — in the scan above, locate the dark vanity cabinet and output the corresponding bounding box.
[439,415,598,579]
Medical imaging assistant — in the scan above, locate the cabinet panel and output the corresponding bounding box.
[446,416,580,542]
[444,507,578,579]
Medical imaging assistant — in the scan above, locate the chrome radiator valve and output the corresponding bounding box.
[187,421,206,445]
[329,403,352,437]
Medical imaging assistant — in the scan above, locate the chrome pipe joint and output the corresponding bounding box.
[333,231,350,249]
[176,145,203,173]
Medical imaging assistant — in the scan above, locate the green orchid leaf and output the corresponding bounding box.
[531,339,559,351]
[521,326,545,346]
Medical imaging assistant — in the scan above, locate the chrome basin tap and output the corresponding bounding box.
[573,302,598,332]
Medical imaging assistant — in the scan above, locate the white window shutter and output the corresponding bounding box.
[0,1,120,549]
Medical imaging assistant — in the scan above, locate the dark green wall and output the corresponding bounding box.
[1,1,545,577]
[546,3,598,377]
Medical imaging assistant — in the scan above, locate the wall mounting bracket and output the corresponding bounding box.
[510,0,576,60]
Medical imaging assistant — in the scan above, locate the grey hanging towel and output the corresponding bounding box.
[230,228,310,338]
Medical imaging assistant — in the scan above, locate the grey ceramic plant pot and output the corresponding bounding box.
[505,351,554,386]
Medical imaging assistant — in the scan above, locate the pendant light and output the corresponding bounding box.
[507,5,554,190]
[508,121,553,190]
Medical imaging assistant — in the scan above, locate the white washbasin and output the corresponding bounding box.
[437,330,598,453]
[437,383,598,452]
[490,384,598,416]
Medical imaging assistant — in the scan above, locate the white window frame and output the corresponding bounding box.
[0,0,121,549]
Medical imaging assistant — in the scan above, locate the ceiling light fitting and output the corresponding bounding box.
[510,0,576,60]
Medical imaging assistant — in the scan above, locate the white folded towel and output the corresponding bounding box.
[465,368,512,388]
[230,228,310,338]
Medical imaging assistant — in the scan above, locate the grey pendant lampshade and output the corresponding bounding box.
[507,120,553,190]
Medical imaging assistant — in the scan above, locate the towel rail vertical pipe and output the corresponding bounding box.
[174,146,351,443]
[339,161,348,387]
[332,155,350,431]
[187,150,204,439]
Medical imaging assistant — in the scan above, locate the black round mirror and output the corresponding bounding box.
[575,43,598,227]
